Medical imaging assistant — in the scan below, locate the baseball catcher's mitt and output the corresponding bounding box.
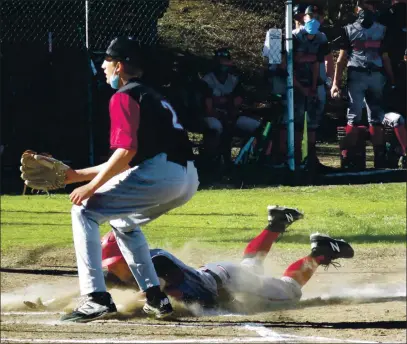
[20,150,70,191]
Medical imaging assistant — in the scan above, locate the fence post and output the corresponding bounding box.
[85,0,95,166]
[285,0,295,172]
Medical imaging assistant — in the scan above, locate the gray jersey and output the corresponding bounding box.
[293,28,327,86]
[345,21,386,69]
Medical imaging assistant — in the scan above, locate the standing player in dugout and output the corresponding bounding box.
[331,0,397,169]
[60,37,199,322]
[377,0,407,168]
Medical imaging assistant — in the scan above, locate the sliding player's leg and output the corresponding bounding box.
[248,233,355,302]
[241,205,304,272]
[282,233,354,289]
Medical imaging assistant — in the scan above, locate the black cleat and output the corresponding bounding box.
[267,205,304,232]
[310,233,354,266]
[143,289,173,319]
[60,292,117,323]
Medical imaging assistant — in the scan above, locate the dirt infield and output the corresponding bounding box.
[1,246,406,343]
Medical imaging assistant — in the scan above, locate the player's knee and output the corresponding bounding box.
[280,276,302,301]
[384,112,404,128]
[236,116,261,134]
[71,204,85,219]
[204,117,223,135]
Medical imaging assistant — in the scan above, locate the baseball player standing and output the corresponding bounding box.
[60,37,199,322]
[378,0,407,168]
[287,18,327,166]
[331,0,396,168]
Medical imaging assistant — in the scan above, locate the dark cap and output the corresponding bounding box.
[305,4,323,15]
[214,47,231,60]
[105,36,144,64]
[293,3,309,16]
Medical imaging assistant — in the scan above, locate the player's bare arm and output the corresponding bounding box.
[69,148,136,205]
[205,97,216,117]
[65,161,130,185]
[331,49,347,98]
[325,52,334,81]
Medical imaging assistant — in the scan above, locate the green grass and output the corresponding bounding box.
[1,184,406,254]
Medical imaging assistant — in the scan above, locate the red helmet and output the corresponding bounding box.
[101,231,124,269]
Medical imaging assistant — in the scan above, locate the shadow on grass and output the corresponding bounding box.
[201,233,407,244]
[2,210,69,214]
[169,212,257,217]
[1,222,71,226]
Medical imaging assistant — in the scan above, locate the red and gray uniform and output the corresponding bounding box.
[339,21,389,125]
[201,72,260,135]
[289,28,328,129]
[102,234,302,307]
[71,78,199,296]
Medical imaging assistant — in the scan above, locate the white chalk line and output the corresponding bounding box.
[1,313,397,344]
[1,311,64,316]
[0,339,276,344]
[245,324,379,343]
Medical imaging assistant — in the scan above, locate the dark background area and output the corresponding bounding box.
[0,0,398,194]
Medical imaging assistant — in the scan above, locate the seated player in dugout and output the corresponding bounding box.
[201,48,261,165]
[101,206,354,311]
[331,0,398,169]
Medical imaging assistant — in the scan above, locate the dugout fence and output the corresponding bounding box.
[1,0,299,192]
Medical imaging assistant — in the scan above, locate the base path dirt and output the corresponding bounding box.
[1,246,406,343]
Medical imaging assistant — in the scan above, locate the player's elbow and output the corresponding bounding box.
[114,148,137,163]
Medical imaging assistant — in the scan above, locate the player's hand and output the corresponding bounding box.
[301,87,310,97]
[70,183,96,205]
[330,84,341,99]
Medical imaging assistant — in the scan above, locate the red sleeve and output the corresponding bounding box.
[109,93,140,151]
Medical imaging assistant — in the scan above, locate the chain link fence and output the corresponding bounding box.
[1,0,169,48]
[0,0,288,191]
[1,0,285,64]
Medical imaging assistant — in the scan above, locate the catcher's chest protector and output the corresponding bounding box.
[345,22,386,68]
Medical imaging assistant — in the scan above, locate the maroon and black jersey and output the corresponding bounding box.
[109,78,194,167]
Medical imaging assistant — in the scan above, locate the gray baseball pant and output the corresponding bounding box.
[71,153,199,295]
[347,70,386,125]
[203,260,302,301]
